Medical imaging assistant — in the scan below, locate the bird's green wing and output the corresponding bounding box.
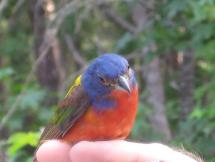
[38,75,91,142]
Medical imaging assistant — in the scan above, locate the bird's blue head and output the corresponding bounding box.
[82,54,136,108]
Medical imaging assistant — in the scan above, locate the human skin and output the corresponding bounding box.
[36,140,200,162]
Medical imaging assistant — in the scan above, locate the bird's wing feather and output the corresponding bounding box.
[38,75,91,142]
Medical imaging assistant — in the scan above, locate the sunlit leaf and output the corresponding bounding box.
[7,132,40,157]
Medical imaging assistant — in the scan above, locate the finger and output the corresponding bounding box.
[36,140,71,162]
[70,140,153,162]
[70,141,198,162]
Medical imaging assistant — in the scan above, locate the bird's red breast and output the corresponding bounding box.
[63,85,138,142]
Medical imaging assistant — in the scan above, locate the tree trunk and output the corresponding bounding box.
[133,0,172,142]
[0,58,4,104]
[0,148,8,162]
[28,0,65,104]
[143,56,172,142]
[179,49,195,120]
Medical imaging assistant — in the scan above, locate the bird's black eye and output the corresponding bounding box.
[99,76,105,83]
[127,65,130,70]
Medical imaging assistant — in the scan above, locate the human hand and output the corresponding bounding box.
[36,140,202,162]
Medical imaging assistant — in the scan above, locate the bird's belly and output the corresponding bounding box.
[63,86,138,142]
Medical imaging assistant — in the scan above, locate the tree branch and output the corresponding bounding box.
[0,0,81,131]
[179,48,195,120]
[64,35,87,67]
[0,140,8,162]
[100,4,138,34]
[126,52,145,61]
[0,0,8,18]
[11,0,25,17]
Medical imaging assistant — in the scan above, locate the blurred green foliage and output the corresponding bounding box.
[7,132,39,158]
[0,0,215,162]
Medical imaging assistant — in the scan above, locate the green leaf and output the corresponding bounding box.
[7,132,40,157]
[190,107,204,119]
[0,67,14,80]
[196,40,215,61]
[165,0,188,19]
[20,88,46,110]
[114,32,134,52]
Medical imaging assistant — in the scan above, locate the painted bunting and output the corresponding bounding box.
[34,54,138,161]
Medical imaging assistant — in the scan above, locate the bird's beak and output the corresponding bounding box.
[118,75,131,94]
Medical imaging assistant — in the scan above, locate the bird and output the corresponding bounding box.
[34,53,138,161]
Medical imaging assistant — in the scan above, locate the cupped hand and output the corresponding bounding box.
[36,140,200,162]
